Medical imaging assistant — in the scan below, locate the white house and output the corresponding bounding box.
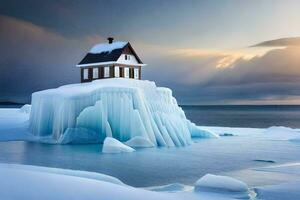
[77,37,146,83]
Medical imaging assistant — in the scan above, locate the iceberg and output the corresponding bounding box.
[102,137,135,153]
[29,78,216,146]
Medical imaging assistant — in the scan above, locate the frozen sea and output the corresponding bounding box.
[1,104,300,189]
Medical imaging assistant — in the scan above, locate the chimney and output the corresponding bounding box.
[107,37,114,44]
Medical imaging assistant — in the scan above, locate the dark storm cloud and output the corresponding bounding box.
[1,4,300,104]
[0,0,202,43]
[0,15,103,103]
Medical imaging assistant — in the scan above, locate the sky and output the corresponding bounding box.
[1,0,300,104]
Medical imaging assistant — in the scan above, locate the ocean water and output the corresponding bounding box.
[182,105,300,128]
[1,135,300,187]
[1,104,300,187]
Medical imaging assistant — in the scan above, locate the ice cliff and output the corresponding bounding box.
[29,78,217,146]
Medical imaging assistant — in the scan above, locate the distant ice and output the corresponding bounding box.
[264,126,300,141]
[102,137,135,153]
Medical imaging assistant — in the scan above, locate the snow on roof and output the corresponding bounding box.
[89,41,128,54]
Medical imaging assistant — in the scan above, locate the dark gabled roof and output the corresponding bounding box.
[78,42,143,66]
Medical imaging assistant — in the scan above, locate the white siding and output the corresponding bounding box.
[117,54,139,65]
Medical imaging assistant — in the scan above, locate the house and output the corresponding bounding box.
[77,37,146,83]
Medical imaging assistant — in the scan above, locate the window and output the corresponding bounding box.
[124,67,129,78]
[125,54,130,60]
[134,68,139,79]
[93,68,98,79]
[104,67,110,78]
[115,66,120,77]
[83,69,89,80]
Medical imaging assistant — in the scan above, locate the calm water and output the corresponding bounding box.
[1,104,300,187]
[182,105,300,128]
[1,136,300,187]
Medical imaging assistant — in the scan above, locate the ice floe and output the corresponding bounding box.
[102,137,135,153]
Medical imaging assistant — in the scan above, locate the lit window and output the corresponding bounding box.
[124,67,129,78]
[134,68,139,79]
[104,67,110,77]
[93,68,98,79]
[83,69,89,80]
[115,66,120,77]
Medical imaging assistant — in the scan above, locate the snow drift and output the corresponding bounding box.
[29,78,216,146]
[195,174,250,199]
[0,163,249,200]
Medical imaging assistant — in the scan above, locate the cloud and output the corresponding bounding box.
[252,37,300,47]
[0,15,104,103]
[1,15,300,105]
[141,38,300,104]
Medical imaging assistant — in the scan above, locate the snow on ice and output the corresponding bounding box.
[29,78,217,146]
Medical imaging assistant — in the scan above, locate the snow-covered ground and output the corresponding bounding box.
[1,162,300,200]
[2,107,300,199]
[0,163,254,200]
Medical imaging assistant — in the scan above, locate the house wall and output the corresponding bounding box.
[81,66,141,83]
[117,54,139,65]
